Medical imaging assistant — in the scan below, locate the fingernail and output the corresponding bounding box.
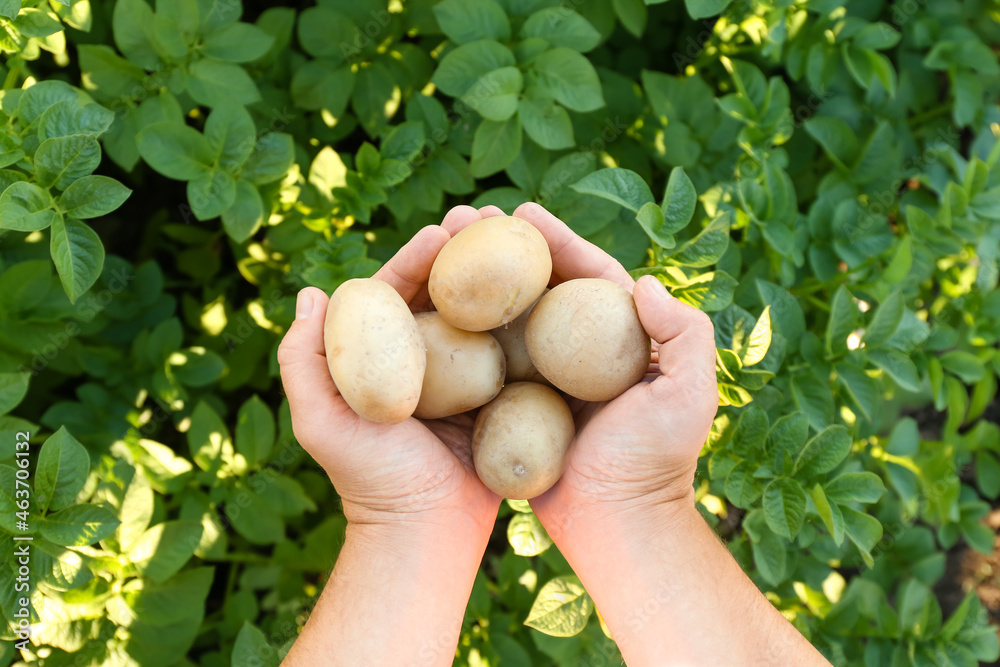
[295,290,314,320]
[647,275,672,299]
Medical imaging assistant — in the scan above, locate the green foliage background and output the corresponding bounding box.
[1,0,1000,664]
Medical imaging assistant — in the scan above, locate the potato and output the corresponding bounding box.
[429,215,551,331]
[525,278,650,402]
[472,382,574,500]
[489,291,546,383]
[413,312,506,419]
[323,278,425,424]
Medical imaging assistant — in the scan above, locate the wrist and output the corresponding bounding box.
[343,501,497,553]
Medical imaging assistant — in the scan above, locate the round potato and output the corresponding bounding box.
[472,382,574,500]
[323,278,425,424]
[489,291,547,383]
[525,278,650,402]
[413,312,506,419]
[429,215,551,331]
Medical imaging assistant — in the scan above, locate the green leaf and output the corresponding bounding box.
[232,623,280,667]
[17,80,78,125]
[661,167,698,234]
[939,350,986,384]
[37,101,114,142]
[0,1,21,20]
[470,114,522,178]
[50,217,105,303]
[742,306,771,366]
[825,472,886,504]
[825,285,857,358]
[118,470,154,552]
[684,0,734,19]
[809,484,845,545]
[533,47,604,112]
[290,60,355,117]
[763,477,807,539]
[187,402,231,474]
[794,425,852,477]
[40,504,121,546]
[571,168,653,213]
[842,506,883,565]
[296,7,356,63]
[137,122,215,180]
[57,176,132,219]
[755,280,805,349]
[187,169,237,221]
[0,182,56,232]
[752,530,787,586]
[668,213,730,268]
[204,102,256,171]
[433,39,515,97]
[242,133,295,185]
[35,427,90,514]
[188,58,261,107]
[169,347,226,387]
[725,460,764,508]
[433,0,510,44]
[766,412,809,460]
[235,395,275,468]
[613,0,647,36]
[202,22,274,63]
[461,66,523,121]
[867,348,920,392]
[518,95,574,150]
[804,117,859,170]
[507,512,553,556]
[521,8,600,52]
[836,362,879,422]
[524,575,594,637]
[976,452,1000,499]
[129,520,203,583]
[863,291,904,347]
[221,179,265,242]
[227,484,284,544]
[35,135,102,191]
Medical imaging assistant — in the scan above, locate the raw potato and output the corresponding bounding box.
[323,278,425,424]
[525,278,650,402]
[489,291,546,383]
[472,382,575,500]
[413,312,506,419]
[429,215,552,331]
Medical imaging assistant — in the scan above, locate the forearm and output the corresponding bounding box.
[538,496,830,667]
[283,513,490,666]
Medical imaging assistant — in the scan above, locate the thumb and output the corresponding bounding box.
[277,287,352,441]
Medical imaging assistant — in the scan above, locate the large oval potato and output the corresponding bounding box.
[525,278,650,402]
[472,382,574,500]
[489,291,547,383]
[414,312,506,419]
[323,278,425,424]
[429,216,551,331]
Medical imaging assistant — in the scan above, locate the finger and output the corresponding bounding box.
[440,205,485,236]
[478,204,506,218]
[512,202,633,290]
[372,224,451,303]
[277,287,353,430]
[632,275,717,404]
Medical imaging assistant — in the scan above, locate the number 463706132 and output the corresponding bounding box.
[14,432,31,530]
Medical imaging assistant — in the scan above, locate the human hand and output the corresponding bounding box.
[276,206,510,535]
[490,203,720,535]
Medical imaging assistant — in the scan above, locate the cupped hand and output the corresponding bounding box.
[276,205,509,533]
[492,203,720,534]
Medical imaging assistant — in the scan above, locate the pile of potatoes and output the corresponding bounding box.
[323,216,651,499]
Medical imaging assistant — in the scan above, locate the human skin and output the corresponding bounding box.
[278,202,831,666]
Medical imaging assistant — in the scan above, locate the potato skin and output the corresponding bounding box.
[525,278,651,402]
[488,291,547,383]
[472,382,574,500]
[323,278,425,424]
[413,312,506,419]
[429,216,552,332]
